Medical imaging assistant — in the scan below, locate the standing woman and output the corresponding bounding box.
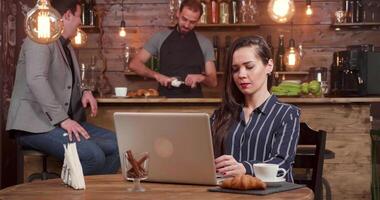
[212,36,300,182]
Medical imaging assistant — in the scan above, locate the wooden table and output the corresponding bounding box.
[0,174,313,200]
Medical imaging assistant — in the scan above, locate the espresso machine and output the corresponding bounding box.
[330,45,380,96]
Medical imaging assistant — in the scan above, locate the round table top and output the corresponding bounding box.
[0,174,314,200]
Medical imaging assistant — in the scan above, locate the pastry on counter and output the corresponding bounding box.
[127,88,159,98]
[221,175,266,190]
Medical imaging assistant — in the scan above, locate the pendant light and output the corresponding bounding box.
[119,0,126,37]
[306,0,313,16]
[25,0,63,44]
[267,0,295,23]
[284,22,301,71]
[71,28,88,48]
[284,39,301,71]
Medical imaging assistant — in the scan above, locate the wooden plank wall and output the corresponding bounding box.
[301,104,371,200]
[77,0,380,97]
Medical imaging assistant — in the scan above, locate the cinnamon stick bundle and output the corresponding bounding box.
[126,150,148,178]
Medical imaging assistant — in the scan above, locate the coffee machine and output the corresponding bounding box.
[330,45,380,96]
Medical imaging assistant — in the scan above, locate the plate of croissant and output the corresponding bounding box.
[127,88,160,98]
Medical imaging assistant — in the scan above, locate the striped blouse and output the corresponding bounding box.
[212,95,300,182]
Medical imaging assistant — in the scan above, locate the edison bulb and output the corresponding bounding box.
[71,28,88,48]
[306,5,313,16]
[119,20,126,37]
[119,27,127,37]
[267,0,295,23]
[285,47,301,71]
[25,0,63,44]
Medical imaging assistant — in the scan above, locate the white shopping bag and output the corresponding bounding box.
[61,142,86,190]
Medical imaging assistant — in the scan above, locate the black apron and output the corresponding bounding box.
[158,28,205,98]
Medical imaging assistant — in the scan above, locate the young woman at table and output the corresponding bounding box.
[211,36,300,182]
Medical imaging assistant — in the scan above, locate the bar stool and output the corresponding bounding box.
[13,131,60,183]
[22,148,60,182]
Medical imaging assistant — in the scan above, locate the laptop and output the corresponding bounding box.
[113,112,221,185]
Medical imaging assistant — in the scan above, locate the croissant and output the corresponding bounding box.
[136,89,146,97]
[221,175,267,190]
[145,88,159,97]
[127,91,137,98]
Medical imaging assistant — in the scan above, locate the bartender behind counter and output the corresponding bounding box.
[129,0,217,98]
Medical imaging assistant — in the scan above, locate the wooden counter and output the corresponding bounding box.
[85,96,379,200]
[96,97,380,104]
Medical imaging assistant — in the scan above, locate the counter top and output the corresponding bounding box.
[96,97,380,104]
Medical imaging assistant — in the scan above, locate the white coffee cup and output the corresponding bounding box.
[253,163,286,182]
[114,87,128,97]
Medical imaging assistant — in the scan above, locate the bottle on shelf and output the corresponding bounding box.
[88,0,96,26]
[275,34,286,72]
[81,0,88,25]
[343,0,351,23]
[266,35,274,59]
[200,0,208,24]
[354,0,363,23]
[229,0,239,24]
[213,35,220,71]
[239,0,248,23]
[219,0,230,24]
[208,0,219,24]
[348,0,355,23]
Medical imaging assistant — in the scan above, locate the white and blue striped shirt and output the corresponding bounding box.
[212,95,300,182]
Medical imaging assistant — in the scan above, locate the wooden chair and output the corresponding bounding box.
[294,122,327,200]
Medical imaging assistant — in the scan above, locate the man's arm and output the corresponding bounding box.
[129,49,174,87]
[25,40,68,126]
[202,60,217,87]
[184,61,217,88]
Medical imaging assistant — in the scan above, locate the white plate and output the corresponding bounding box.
[264,177,286,187]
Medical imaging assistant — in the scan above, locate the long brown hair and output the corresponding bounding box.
[212,35,273,157]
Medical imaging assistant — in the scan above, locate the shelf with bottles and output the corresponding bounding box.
[274,71,309,76]
[331,22,380,30]
[195,23,260,29]
[80,25,100,33]
[124,71,225,76]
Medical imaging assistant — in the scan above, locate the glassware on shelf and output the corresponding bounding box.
[80,61,96,91]
[168,0,179,24]
[247,0,258,23]
[124,151,149,192]
[334,8,346,23]
[88,56,97,91]
[239,0,249,23]
[123,46,131,71]
[320,81,329,97]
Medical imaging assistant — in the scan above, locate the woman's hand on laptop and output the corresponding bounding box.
[215,155,246,177]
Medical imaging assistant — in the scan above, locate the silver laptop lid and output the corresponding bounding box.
[113,112,218,185]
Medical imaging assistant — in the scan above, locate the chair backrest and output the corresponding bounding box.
[371,129,380,200]
[293,122,327,200]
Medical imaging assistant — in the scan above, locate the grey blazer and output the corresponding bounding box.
[6,37,86,133]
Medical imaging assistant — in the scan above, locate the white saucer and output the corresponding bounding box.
[263,177,286,187]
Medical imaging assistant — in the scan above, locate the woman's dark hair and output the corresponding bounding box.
[51,0,80,16]
[212,35,273,157]
[179,0,203,18]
